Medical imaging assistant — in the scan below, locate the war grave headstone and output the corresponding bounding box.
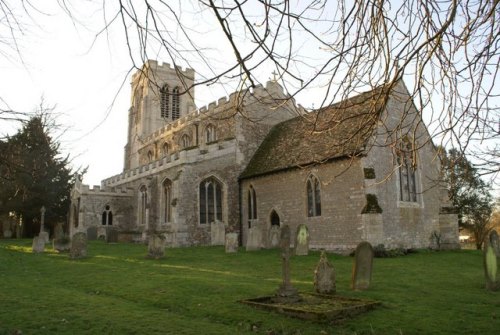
[484,230,499,291]
[147,234,166,259]
[314,251,336,294]
[70,232,88,259]
[294,224,310,256]
[211,221,226,246]
[268,226,280,248]
[351,241,374,290]
[32,236,45,253]
[246,226,262,251]
[225,232,238,253]
[86,226,98,241]
[106,227,119,243]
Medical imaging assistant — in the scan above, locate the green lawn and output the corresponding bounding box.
[0,240,498,335]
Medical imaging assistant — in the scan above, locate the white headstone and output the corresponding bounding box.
[246,227,262,251]
[211,221,226,246]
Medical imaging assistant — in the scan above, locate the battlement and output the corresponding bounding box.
[141,80,293,144]
[132,60,195,82]
[75,183,134,197]
[102,138,237,188]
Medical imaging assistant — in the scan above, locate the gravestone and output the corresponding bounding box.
[147,234,166,259]
[314,251,336,294]
[70,232,88,259]
[32,236,45,253]
[351,241,374,290]
[106,227,118,243]
[294,224,310,256]
[53,222,64,240]
[3,229,12,239]
[39,231,50,244]
[268,226,280,248]
[246,227,262,251]
[274,225,300,302]
[484,230,499,291]
[225,233,238,253]
[211,221,226,246]
[53,235,71,253]
[86,226,98,241]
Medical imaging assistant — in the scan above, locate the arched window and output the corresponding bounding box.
[181,134,191,149]
[147,150,154,162]
[101,205,113,226]
[270,210,280,226]
[205,124,217,143]
[172,87,180,120]
[139,185,148,225]
[199,177,223,225]
[247,185,257,227]
[398,140,417,202]
[73,197,80,227]
[162,142,169,156]
[160,84,170,118]
[307,175,321,217]
[163,179,172,223]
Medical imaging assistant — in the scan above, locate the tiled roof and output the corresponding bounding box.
[240,85,390,179]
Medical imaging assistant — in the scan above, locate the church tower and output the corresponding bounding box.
[124,60,196,170]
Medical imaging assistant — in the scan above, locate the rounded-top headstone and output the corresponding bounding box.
[351,241,374,290]
[70,232,88,259]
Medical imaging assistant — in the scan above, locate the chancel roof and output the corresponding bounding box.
[240,84,391,179]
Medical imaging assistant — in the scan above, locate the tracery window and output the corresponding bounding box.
[181,134,191,149]
[101,205,113,226]
[205,124,217,143]
[306,175,321,217]
[199,177,223,225]
[398,141,418,202]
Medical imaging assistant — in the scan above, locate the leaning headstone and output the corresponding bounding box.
[294,224,310,256]
[268,226,280,248]
[86,226,98,241]
[69,232,88,259]
[484,231,499,291]
[106,227,118,243]
[32,236,45,253]
[351,241,374,290]
[211,221,226,246]
[147,234,166,259]
[225,233,239,253]
[246,227,262,251]
[314,251,336,294]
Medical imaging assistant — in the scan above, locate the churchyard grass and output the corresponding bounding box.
[0,240,498,335]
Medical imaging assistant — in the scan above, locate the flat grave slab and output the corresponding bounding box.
[240,293,380,322]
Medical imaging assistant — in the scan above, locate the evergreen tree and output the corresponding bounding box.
[441,148,494,249]
[0,114,75,237]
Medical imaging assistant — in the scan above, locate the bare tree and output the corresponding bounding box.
[94,0,500,183]
[2,1,499,183]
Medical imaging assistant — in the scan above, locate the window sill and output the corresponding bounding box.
[397,201,421,208]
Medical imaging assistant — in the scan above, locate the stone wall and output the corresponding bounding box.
[241,159,366,253]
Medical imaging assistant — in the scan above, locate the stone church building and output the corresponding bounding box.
[69,60,459,252]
